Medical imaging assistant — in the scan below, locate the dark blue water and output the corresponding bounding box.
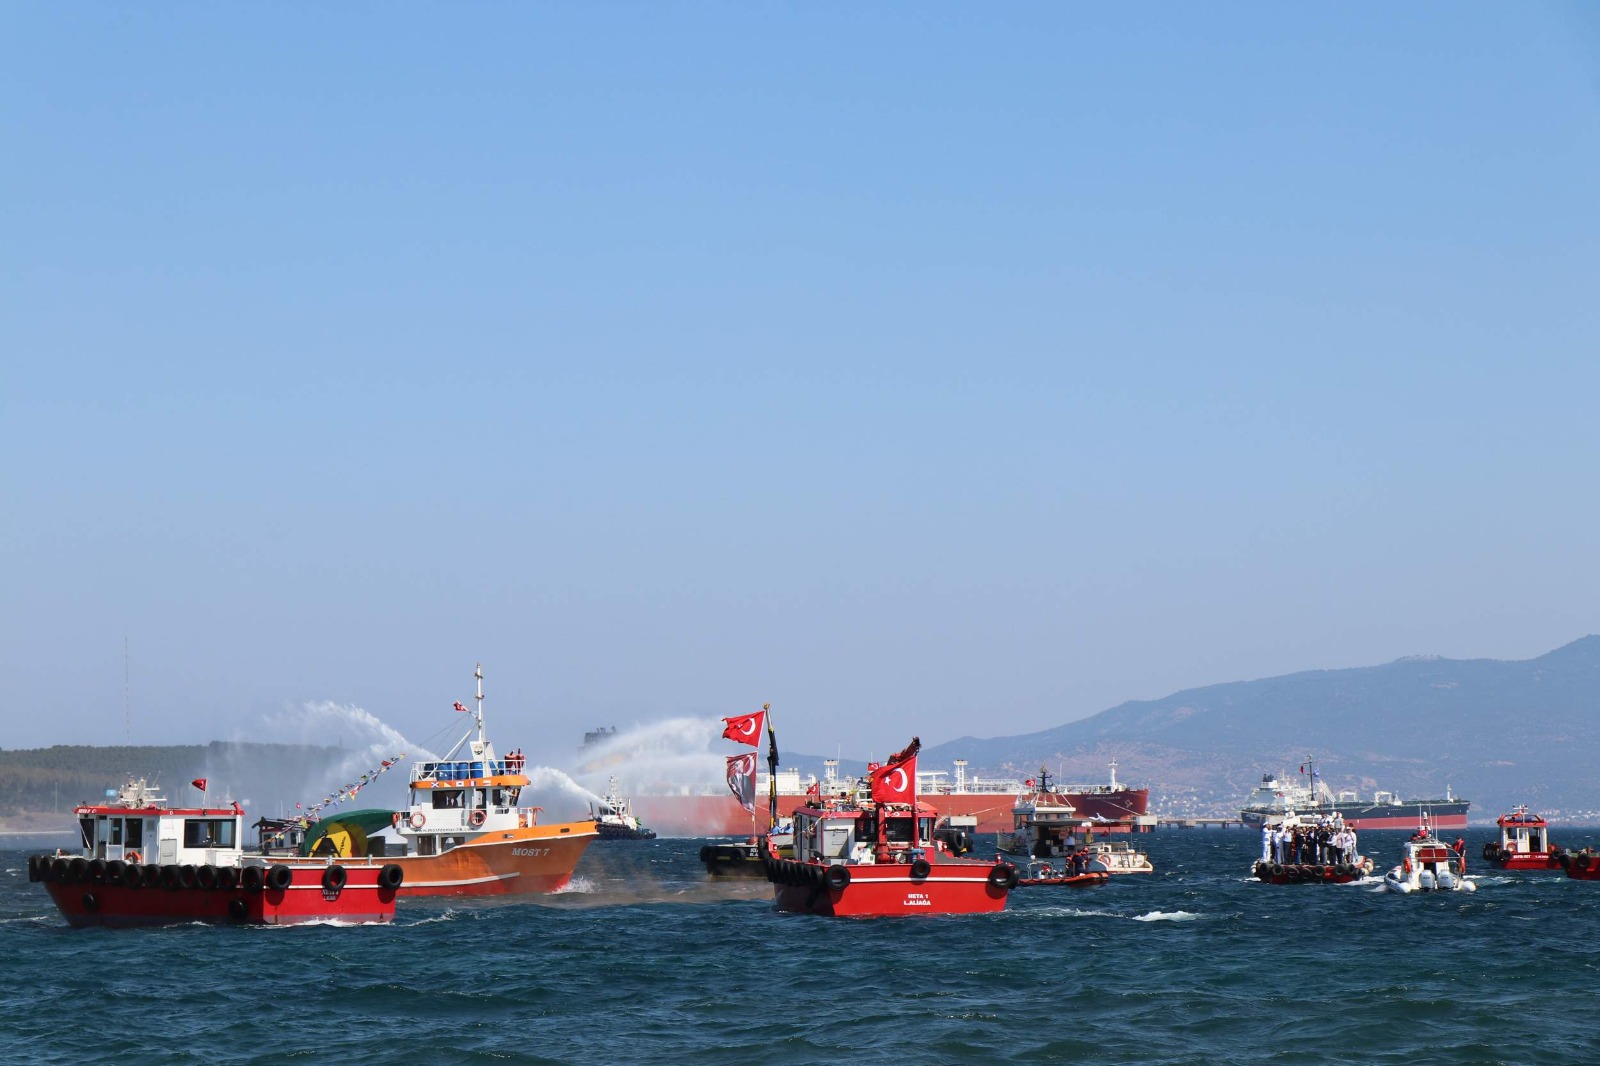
[5,830,1598,1065]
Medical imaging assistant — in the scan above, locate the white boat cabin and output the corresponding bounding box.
[1496,806,1550,855]
[74,779,245,868]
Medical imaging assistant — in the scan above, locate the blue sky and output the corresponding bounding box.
[4,4,1599,758]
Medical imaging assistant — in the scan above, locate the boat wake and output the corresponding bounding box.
[1131,910,1202,922]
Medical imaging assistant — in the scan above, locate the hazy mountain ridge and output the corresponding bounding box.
[910,636,1600,820]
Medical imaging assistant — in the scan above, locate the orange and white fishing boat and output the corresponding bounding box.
[270,665,598,897]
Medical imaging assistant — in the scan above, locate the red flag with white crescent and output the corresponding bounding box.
[454,701,470,713]
[870,754,916,804]
[720,711,765,748]
[191,778,208,793]
[725,753,757,814]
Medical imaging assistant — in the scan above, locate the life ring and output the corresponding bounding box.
[910,857,932,880]
[125,850,142,865]
[824,864,852,890]
[408,812,426,830]
[469,809,486,828]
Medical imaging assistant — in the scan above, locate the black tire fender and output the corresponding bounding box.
[988,862,1018,891]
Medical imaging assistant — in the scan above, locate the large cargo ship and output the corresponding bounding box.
[629,758,1149,837]
[1239,759,1469,831]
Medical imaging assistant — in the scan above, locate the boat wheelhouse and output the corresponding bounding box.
[1482,806,1563,871]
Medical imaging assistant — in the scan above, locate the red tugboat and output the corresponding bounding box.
[27,778,399,928]
[1482,806,1564,871]
[765,738,1016,916]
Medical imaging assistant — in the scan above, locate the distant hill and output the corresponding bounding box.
[913,636,1600,822]
[0,742,356,821]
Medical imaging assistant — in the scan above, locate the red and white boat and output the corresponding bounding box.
[28,778,399,928]
[1482,806,1563,871]
[997,770,1155,875]
[764,738,1016,917]
[1382,822,1475,893]
[264,664,599,897]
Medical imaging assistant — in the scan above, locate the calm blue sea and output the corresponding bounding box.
[5,829,1599,1065]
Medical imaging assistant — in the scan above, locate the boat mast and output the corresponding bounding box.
[474,662,486,747]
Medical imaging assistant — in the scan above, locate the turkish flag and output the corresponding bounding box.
[191,778,208,792]
[870,755,916,804]
[720,711,765,748]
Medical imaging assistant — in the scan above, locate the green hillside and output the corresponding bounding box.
[0,742,348,817]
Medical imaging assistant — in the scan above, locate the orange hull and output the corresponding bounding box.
[390,822,598,897]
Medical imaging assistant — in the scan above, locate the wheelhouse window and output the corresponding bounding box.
[79,817,94,849]
[432,790,463,809]
[183,818,236,848]
[126,818,144,849]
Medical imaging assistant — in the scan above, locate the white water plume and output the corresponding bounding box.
[568,717,725,797]
[521,765,606,818]
[206,701,436,817]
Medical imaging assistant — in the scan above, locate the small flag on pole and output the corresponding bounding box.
[192,778,208,792]
[454,701,470,713]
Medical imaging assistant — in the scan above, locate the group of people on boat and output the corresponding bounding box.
[1261,816,1359,867]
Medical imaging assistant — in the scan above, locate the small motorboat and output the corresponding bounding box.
[1016,859,1109,888]
[1383,821,1475,893]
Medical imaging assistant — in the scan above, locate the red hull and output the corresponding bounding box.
[634,789,1149,836]
[1345,812,1469,831]
[769,860,1012,916]
[1487,854,1562,871]
[1564,855,1600,880]
[41,866,396,928]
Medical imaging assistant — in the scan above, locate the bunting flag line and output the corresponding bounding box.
[292,753,408,820]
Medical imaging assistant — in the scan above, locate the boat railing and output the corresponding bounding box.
[413,757,527,781]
